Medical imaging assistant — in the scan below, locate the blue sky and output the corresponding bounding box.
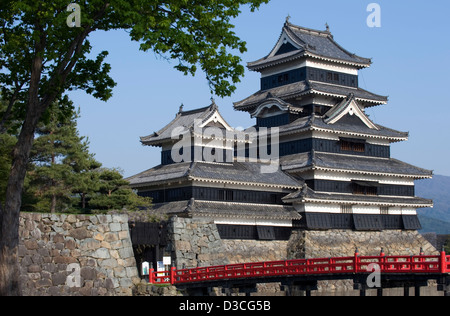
[68,0,450,178]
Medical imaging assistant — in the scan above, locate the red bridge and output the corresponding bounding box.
[148,249,450,296]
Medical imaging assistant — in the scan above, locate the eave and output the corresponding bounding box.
[283,165,433,180]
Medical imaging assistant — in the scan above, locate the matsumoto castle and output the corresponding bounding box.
[128,20,434,260]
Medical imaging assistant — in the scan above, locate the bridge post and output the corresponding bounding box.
[170,267,176,285]
[149,268,154,284]
[415,285,421,297]
[403,285,411,297]
[354,248,360,273]
[440,248,447,274]
[359,285,367,297]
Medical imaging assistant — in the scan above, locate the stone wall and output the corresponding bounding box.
[168,217,438,270]
[290,229,439,259]
[168,217,294,268]
[168,217,229,268]
[167,218,440,296]
[19,213,140,296]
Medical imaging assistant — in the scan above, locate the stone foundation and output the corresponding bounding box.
[290,229,439,259]
[168,217,438,269]
[19,213,140,296]
[166,217,439,295]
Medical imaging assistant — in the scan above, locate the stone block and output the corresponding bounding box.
[92,248,111,259]
[109,223,122,232]
[80,267,97,280]
[52,272,67,286]
[65,239,77,250]
[104,232,119,242]
[70,227,92,240]
[24,240,39,250]
[119,247,134,259]
[28,265,41,273]
[100,258,119,269]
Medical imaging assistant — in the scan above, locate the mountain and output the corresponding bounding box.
[416,175,450,234]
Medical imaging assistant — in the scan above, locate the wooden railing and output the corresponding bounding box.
[148,250,450,285]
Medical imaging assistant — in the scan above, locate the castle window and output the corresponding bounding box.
[226,190,234,201]
[278,73,289,84]
[340,138,366,153]
[380,207,389,215]
[270,194,278,204]
[218,189,234,201]
[352,181,379,196]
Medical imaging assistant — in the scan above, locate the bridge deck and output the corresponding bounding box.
[148,251,450,289]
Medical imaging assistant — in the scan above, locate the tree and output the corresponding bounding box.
[0,134,16,205]
[0,98,18,203]
[70,157,102,210]
[88,168,152,212]
[25,104,94,213]
[24,104,150,213]
[0,0,269,295]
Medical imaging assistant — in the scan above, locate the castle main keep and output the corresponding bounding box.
[128,21,436,270]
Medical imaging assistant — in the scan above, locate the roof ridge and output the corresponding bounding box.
[179,104,212,116]
[286,21,331,38]
[286,21,372,64]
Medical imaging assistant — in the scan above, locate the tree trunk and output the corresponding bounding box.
[81,192,86,209]
[50,193,57,214]
[0,43,46,295]
[0,113,38,295]
[0,4,102,296]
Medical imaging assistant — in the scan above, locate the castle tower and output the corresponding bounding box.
[234,21,433,233]
[128,21,436,268]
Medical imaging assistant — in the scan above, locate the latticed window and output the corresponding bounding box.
[340,139,365,153]
[380,207,389,215]
[218,189,234,201]
[353,183,378,196]
[340,205,353,214]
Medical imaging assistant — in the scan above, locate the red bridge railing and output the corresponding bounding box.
[148,250,450,285]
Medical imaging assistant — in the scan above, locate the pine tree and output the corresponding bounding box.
[26,104,88,213]
[70,156,102,210]
[88,168,152,212]
[25,104,152,213]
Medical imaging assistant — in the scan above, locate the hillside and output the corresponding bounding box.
[416,175,450,234]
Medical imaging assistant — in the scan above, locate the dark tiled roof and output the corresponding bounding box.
[140,102,229,146]
[283,185,433,208]
[280,151,433,179]
[276,113,408,141]
[189,161,300,188]
[151,199,301,221]
[127,162,192,187]
[248,22,372,71]
[233,80,388,111]
[128,161,302,189]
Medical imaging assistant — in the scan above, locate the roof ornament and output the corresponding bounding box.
[179,103,184,113]
[285,14,291,24]
[325,23,330,33]
[210,97,218,111]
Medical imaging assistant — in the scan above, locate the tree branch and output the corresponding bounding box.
[39,3,111,110]
[0,81,25,134]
